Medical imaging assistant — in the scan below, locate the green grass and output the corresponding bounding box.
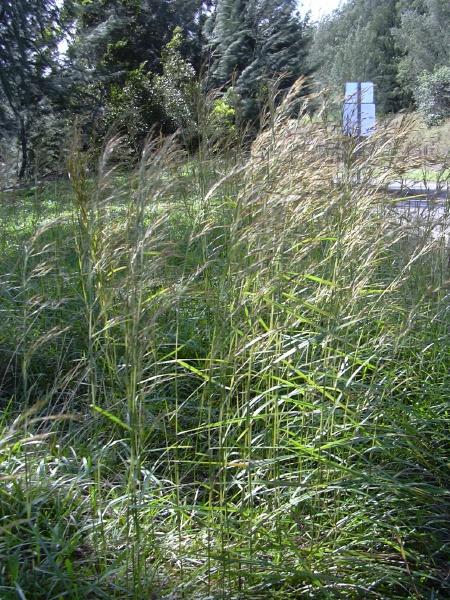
[403,168,450,183]
[0,105,449,599]
[405,114,450,156]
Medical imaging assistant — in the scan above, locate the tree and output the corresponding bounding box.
[62,0,209,152]
[309,0,406,113]
[153,27,197,133]
[71,0,205,86]
[394,0,450,95]
[415,65,450,126]
[205,0,312,121]
[0,0,62,177]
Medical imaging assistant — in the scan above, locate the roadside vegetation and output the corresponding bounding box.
[1,93,449,598]
[1,1,450,598]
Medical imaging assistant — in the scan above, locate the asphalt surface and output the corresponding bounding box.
[387,180,449,201]
[384,182,449,242]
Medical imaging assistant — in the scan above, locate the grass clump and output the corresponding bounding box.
[0,91,449,599]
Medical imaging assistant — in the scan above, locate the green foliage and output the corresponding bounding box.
[211,98,236,134]
[0,97,449,597]
[206,0,312,121]
[73,0,203,79]
[58,2,210,159]
[153,27,198,132]
[0,0,63,178]
[310,0,406,113]
[416,66,450,126]
[394,0,450,94]
[103,63,163,153]
[310,0,450,115]
[153,28,237,148]
[80,25,232,157]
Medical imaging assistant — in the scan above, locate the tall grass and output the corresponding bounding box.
[0,90,449,599]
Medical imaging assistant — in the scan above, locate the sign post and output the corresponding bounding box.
[343,82,376,138]
[343,82,376,181]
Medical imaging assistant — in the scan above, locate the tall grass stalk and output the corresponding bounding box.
[1,85,449,598]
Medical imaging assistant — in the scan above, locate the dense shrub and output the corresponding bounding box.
[415,65,450,126]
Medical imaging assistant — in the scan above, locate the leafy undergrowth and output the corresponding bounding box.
[1,102,449,599]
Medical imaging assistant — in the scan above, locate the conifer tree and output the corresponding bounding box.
[0,0,61,177]
[205,0,312,121]
[72,0,204,83]
[394,0,450,94]
[309,0,406,113]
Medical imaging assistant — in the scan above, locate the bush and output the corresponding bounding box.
[153,27,197,134]
[103,64,164,156]
[415,65,450,126]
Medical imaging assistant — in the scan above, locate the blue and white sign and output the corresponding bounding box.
[343,82,376,137]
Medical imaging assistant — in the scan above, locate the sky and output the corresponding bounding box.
[300,0,345,21]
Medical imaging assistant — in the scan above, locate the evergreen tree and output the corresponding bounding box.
[71,0,204,85]
[63,0,210,148]
[394,0,450,94]
[205,0,312,121]
[0,0,62,177]
[261,0,311,80]
[309,0,406,113]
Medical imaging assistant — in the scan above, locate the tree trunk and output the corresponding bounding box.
[18,116,28,179]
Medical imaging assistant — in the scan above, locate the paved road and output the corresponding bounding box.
[387,180,449,201]
[384,181,449,243]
